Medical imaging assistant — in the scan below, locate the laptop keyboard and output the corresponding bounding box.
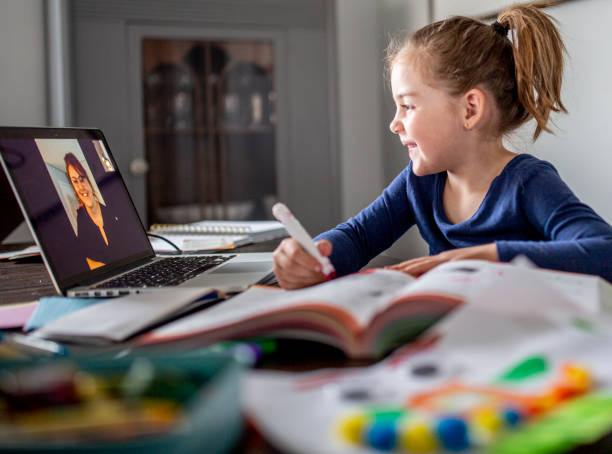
[94,255,234,289]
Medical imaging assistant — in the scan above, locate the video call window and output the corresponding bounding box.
[36,139,107,238]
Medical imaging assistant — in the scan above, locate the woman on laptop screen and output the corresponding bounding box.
[64,152,117,270]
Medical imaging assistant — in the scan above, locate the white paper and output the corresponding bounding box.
[33,287,213,343]
[0,244,40,260]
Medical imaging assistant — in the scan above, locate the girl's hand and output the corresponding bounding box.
[273,238,333,289]
[386,243,498,277]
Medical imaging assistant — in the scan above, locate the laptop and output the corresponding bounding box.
[0,127,275,297]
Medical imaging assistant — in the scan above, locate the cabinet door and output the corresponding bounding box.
[140,38,277,223]
[71,0,340,234]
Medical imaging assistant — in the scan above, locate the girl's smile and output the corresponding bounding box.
[389,60,464,177]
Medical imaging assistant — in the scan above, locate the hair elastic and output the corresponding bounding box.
[492,21,509,37]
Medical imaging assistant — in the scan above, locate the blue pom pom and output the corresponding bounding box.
[436,417,470,451]
[503,407,523,427]
[367,421,396,451]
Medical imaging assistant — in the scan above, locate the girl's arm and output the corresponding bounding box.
[496,163,612,282]
[315,166,417,276]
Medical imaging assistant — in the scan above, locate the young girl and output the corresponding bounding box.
[273,4,612,289]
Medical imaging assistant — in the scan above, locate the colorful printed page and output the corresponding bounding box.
[243,305,612,454]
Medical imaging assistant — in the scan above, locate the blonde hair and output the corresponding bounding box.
[386,2,567,140]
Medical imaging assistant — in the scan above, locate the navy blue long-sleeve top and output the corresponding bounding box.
[315,154,612,282]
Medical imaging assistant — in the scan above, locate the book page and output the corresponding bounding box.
[149,270,415,340]
[418,260,609,322]
[389,260,490,303]
[532,267,610,313]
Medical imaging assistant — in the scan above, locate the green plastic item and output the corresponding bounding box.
[490,393,612,454]
[0,352,243,454]
[496,355,549,383]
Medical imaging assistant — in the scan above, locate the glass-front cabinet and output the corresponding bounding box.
[70,0,338,234]
[142,39,277,224]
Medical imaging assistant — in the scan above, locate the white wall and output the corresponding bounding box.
[513,0,612,226]
[378,0,430,259]
[373,0,612,260]
[335,0,385,220]
[430,0,612,225]
[334,0,431,260]
[0,0,47,126]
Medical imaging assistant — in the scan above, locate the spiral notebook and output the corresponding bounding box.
[149,220,287,252]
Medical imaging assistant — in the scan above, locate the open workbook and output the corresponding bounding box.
[139,259,612,359]
[32,259,611,356]
[139,263,491,358]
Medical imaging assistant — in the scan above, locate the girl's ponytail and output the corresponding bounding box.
[497,3,567,139]
[387,2,568,141]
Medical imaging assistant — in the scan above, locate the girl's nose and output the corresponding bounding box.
[389,117,402,134]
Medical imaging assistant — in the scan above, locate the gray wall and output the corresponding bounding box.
[0,0,46,243]
[0,0,46,126]
[3,0,612,258]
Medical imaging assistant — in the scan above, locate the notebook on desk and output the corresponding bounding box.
[149,220,287,253]
[0,127,275,298]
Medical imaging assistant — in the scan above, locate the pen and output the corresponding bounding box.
[272,202,336,278]
[0,332,68,357]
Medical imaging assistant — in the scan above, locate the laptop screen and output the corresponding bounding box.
[0,127,154,292]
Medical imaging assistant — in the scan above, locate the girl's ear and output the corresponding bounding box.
[462,88,486,130]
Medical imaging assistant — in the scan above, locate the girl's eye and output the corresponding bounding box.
[401,104,413,111]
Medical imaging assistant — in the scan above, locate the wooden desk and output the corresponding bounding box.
[0,244,56,305]
[0,240,283,305]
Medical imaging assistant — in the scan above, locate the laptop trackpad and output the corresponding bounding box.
[179,260,272,289]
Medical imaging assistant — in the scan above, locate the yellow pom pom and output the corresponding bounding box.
[400,419,438,452]
[337,413,368,444]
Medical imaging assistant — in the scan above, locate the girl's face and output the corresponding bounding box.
[68,165,94,209]
[389,60,465,176]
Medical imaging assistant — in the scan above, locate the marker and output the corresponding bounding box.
[272,203,336,278]
[0,332,68,357]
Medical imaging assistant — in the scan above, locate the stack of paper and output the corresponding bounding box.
[149,220,286,253]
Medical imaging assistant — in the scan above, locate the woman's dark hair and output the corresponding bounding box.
[64,152,89,180]
[386,2,567,140]
[64,152,93,206]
